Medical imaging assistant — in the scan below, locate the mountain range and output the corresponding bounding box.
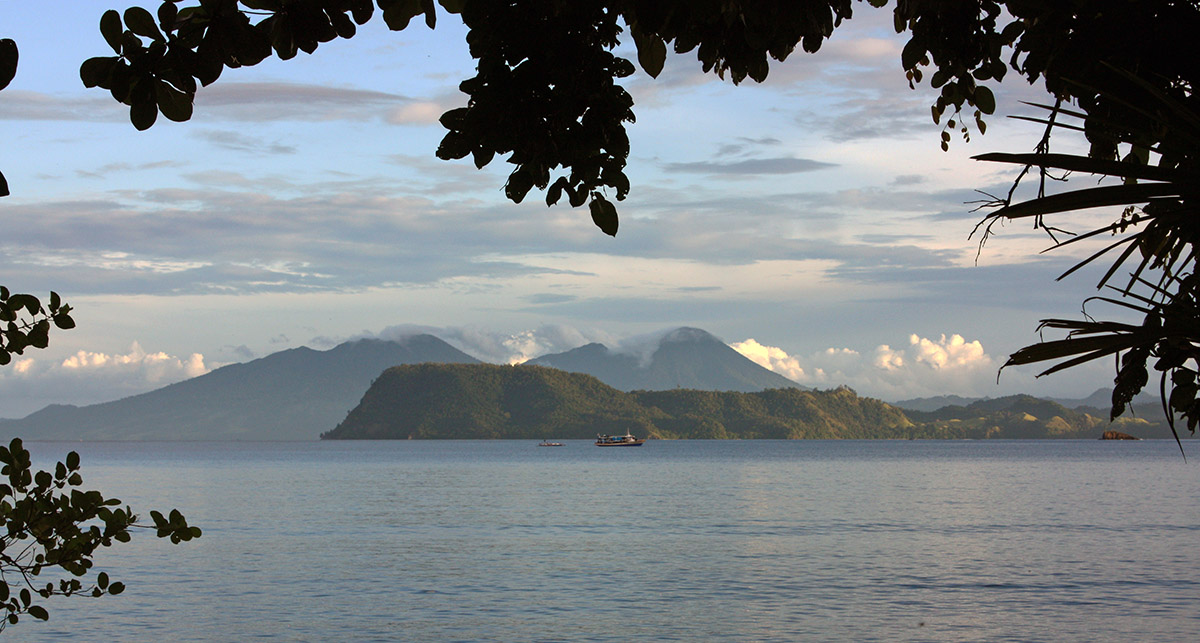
[0,327,801,440]
[1,325,1181,441]
[0,335,478,440]
[894,389,1158,415]
[528,327,802,392]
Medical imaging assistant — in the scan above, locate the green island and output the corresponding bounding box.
[322,363,1165,440]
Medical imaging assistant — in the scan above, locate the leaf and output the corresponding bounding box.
[9,293,41,314]
[100,10,124,54]
[155,81,194,122]
[986,182,1182,221]
[124,7,164,41]
[158,2,179,30]
[351,1,374,24]
[973,152,1193,183]
[546,177,568,206]
[0,38,17,92]
[589,195,619,236]
[632,28,666,78]
[973,85,996,115]
[130,99,158,131]
[0,169,8,198]
[471,147,494,170]
[27,605,47,621]
[901,37,924,71]
[29,320,50,349]
[381,0,424,31]
[1003,333,1143,367]
[421,0,436,29]
[504,168,533,203]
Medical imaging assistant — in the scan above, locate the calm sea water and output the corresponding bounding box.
[10,439,1200,642]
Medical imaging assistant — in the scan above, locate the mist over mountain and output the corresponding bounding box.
[0,335,478,440]
[528,327,802,392]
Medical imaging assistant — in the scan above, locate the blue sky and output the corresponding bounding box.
[0,2,1127,417]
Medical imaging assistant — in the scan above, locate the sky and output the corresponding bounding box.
[0,2,1133,418]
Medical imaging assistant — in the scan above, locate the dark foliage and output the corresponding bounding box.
[0,439,200,631]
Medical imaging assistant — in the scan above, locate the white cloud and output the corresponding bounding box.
[387,101,446,125]
[0,342,212,419]
[908,333,988,369]
[731,333,1000,401]
[873,344,905,371]
[374,324,618,364]
[59,341,210,382]
[728,338,807,381]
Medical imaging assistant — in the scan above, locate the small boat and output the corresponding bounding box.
[594,432,645,447]
[538,440,564,447]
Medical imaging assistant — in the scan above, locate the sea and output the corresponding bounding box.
[9,439,1199,642]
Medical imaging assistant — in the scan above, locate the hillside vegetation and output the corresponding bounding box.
[323,364,1167,440]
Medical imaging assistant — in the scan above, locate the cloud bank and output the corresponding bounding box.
[0,342,212,419]
[731,333,1000,401]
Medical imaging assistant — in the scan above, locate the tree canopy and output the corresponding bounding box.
[0,438,200,630]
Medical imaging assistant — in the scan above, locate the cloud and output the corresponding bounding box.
[385,93,465,125]
[716,137,784,156]
[0,342,211,418]
[195,129,298,155]
[662,157,837,175]
[73,160,191,180]
[891,174,926,186]
[372,323,618,365]
[59,341,209,381]
[730,333,1001,401]
[0,90,124,121]
[728,338,807,381]
[0,82,409,124]
[524,293,577,305]
[908,333,989,369]
[194,82,408,122]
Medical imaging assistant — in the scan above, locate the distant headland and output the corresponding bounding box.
[323,362,1162,441]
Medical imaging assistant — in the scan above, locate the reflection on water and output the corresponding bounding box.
[14,439,1200,642]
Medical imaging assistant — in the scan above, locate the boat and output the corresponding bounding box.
[538,440,564,447]
[594,432,646,447]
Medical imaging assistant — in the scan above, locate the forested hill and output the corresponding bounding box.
[322,364,1163,440]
